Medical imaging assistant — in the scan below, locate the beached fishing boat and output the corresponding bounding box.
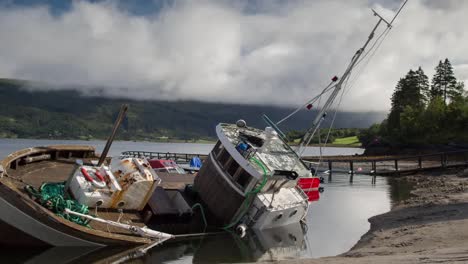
[0,106,206,247]
[0,145,156,246]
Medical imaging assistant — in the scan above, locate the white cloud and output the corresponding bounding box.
[0,0,466,111]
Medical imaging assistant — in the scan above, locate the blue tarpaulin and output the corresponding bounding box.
[190,157,202,168]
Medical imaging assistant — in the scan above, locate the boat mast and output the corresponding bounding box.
[297,2,407,155]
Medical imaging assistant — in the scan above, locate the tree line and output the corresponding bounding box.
[359,58,467,147]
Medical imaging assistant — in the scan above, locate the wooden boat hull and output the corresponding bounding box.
[0,145,152,247]
[0,183,106,247]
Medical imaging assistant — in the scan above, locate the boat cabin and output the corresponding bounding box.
[194,122,311,229]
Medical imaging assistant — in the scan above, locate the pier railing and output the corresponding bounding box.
[121,149,468,176]
[302,149,468,176]
[121,151,208,163]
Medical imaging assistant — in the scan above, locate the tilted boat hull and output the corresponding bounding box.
[0,146,152,247]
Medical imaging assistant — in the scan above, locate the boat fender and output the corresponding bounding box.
[94,170,106,182]
[80,167,106,188]
[236,224,247,238]
[318,187,325,193]
[80,167,94,182]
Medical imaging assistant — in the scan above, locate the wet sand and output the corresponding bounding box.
[274,168,468,264]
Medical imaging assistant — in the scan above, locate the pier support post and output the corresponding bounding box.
[349,161,354,183]
[418,157,422,170]
[394,159,399,175]
[328,161,333,181]
[371,161,377,184]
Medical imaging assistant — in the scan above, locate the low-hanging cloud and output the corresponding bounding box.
[0,0,466,111]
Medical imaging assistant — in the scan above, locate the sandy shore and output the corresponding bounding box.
[275,168,468,264]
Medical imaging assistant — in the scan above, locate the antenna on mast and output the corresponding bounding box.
[261,0,409,157]
[372,9,391,28]
[373,0,409,28]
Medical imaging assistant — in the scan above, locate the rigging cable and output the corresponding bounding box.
[310,19,396,173]
[313,75,351,174]
[276,81,337,125]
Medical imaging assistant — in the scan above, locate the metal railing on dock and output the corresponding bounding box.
[121,151,208,163]
[303,150,468,177]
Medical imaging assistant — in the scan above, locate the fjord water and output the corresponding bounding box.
[0,139,393,263]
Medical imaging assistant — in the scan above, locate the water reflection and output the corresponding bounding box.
[108,223,308,264]
[387,177,414,207]
[0,173,393,264]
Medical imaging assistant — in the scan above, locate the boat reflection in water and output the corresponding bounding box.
[111,222,308,263]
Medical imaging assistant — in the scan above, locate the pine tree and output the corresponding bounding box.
[431,60,444,99]
[416,67,430,104]
[388,78,404,132]
[388,69,427,136]
[431,58,460,104]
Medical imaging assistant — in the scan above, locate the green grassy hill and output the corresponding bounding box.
[0,78,386,141]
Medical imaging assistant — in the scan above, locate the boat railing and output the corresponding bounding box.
[120,151,208,163]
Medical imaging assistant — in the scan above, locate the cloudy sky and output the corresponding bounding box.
[0,0,466,111]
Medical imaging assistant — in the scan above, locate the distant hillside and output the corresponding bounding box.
[0,79,386,141]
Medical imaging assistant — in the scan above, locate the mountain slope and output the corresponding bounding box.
[0,79,386,140]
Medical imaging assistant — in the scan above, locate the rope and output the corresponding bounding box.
[301,19,392,162]
[25,182,91,227]
[297,89,326,157]
[313,79,349,175]
[355,27,390,66]
[276,81,337,125]
[342,29,391,105]
[191,203,207,231]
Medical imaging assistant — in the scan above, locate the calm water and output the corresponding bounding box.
[0,139,396,263]
[0,138,363,159]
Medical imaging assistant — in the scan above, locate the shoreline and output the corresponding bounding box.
[0,137,365,148]
[273,167,468,264]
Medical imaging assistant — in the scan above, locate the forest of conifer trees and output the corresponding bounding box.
[360,58,467,147]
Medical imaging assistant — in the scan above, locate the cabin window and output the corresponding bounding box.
[212,141,222,156]
[217,148,230,166]
[236,170,251,189]
[226,159,239,177]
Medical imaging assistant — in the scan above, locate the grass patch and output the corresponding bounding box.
[332,136,361,147]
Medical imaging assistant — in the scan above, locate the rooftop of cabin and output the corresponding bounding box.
[216,123,311,178]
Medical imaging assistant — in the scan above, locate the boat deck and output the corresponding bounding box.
[6,158,146,235]
[0,146,205,245]
[7,159,197,233]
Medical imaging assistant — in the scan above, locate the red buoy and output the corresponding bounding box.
[80,167,94,182]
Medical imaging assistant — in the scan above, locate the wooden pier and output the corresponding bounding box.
[121,151,208,163]
[303,150,468,178]
[121,149,468,182]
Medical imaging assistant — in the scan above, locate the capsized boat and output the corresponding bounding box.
[194,122,313,229]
